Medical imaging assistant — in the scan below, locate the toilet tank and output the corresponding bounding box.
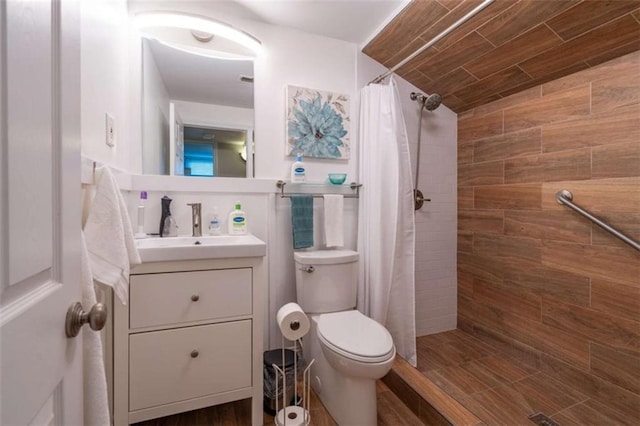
[294,250,359,314]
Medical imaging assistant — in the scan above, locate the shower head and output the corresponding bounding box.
[410,92,442,111]
[424,93,442,111]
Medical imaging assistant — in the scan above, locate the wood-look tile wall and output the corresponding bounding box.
[363,0,640,113]
[457,51,640,418]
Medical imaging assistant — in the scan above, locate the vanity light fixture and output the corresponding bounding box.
[151,38,253,61]
[134,12,262,55]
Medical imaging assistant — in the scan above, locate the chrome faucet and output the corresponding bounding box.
[187,203,202,237]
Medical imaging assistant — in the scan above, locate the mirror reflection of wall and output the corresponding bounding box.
[182,126,247,177]
[139,14,257,177]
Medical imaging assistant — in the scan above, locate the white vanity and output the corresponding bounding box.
[112,235,266,425]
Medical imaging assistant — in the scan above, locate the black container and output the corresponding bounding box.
[263,349,297,415]
[159,196,172,237]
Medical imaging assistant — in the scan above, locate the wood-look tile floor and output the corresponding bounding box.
[416,329,639,426]
[133,380,422,426]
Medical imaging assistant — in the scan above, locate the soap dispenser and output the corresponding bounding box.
[290,153,306,182]
[208,206,222,236]
[159,196,178,237]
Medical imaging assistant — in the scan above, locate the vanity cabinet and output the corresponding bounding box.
[112,257,265,425]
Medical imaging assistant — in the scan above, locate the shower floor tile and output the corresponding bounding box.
[551,398,639,426]
[511,373,588,414]
[471,354,536,383]
[416,329,637,425]
[424,364,498,399]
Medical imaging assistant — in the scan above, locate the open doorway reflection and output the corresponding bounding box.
[181,126,249,177]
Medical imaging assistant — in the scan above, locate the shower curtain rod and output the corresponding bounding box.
[368,0,495,85]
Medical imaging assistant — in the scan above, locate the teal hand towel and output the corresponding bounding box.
[291,195,314,249]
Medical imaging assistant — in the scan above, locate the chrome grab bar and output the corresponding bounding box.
[555,190,640,252]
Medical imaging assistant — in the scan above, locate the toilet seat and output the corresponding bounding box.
[316,310,394,363]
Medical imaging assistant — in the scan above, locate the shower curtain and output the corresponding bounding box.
[357,77,417,367]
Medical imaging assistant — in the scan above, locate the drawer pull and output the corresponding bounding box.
[191,294,200,302]
[190,350,199,358]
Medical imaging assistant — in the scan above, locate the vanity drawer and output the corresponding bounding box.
[130,268,252,329]
[129,320,252,411]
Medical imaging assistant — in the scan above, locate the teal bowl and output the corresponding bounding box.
[328,173,347,185]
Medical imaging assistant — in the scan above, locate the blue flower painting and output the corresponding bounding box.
[287,85,350,159]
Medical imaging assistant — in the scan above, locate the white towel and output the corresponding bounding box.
[81,233,111,426]
[84,166,140,305]
[323,194,344,247]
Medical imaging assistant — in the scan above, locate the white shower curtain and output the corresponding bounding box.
[357,77,417,367]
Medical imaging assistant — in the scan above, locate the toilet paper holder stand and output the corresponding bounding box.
[272,338,314,426]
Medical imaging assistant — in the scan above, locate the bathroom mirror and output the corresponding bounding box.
[139,13,258,177]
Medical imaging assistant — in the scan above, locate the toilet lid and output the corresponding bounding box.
[317,311,394,363]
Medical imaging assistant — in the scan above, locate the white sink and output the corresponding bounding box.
[135,234,266,262]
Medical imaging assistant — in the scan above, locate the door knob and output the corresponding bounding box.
[65,302,108,338]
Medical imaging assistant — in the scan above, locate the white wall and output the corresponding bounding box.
[250,24,360,348]
[252,26,357,182]
[80,0,132,169]
[357,54,458,336]
[86,2,362,349]
[82,1,458,349]
[406,86,458,335]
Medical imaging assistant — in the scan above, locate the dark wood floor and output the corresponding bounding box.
[133,380,423,426]
[132,398,253,426]
[415,329,639,425]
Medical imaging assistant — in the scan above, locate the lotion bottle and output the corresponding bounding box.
[290,153,306,182]
[228,201,247,235]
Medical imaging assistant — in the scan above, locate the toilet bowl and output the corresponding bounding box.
[294,250,395,425]
[303,312,395,425]
[317,310,395,379]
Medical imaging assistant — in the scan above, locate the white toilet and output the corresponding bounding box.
[294,249,395,425]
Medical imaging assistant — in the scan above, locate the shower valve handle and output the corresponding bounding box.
[414,189,431,211]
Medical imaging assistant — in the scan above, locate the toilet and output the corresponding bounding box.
[294,250,395,425]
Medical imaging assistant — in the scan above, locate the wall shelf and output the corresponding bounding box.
[276,180,362,198]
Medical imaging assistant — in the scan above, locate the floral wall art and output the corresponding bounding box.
[286,85,350,159]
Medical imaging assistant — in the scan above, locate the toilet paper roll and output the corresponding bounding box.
[276,302,310,341]
[275,406,309,426]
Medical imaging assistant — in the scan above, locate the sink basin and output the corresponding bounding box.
[135,234,266,262]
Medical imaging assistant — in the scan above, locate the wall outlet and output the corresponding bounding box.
[105,113,115,147]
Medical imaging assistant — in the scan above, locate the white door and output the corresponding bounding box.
[169,102,184,176]
[1,0,84,425]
